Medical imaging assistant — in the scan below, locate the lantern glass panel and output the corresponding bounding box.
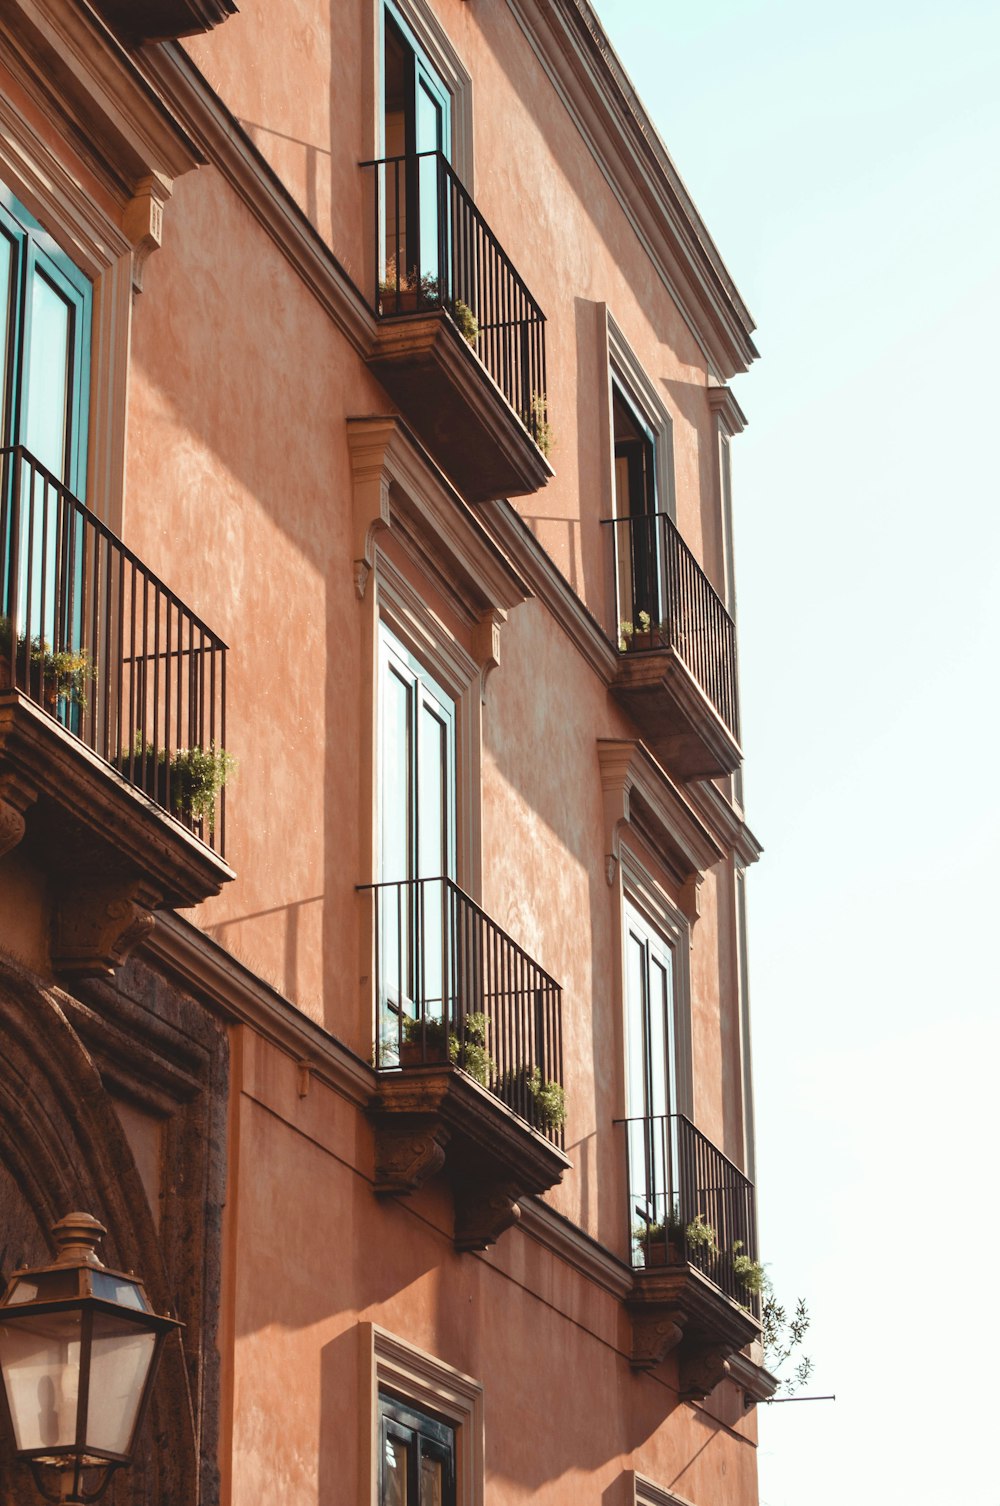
[89,1273,149,1312]
[0,1309,82,1452]
[84,1313,157,1456]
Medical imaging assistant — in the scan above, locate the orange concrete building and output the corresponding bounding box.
[0,1,773,1504]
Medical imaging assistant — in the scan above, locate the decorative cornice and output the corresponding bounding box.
[685,780,763,868]
[504,0,757,378]
[517,1196,633,1299]
[597,740,725,894]
[142,912,375,1110]
[141,43,375,357]
[347,416,530,622]
[2,0,203,191]
[480,500,618,682]
[708,383,748,436]
[726,1347,779,1407]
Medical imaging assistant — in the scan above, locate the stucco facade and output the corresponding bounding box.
[0,2,772,1504]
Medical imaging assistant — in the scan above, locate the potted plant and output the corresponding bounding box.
[378,259,440,316]
[0,618,94,712]
[618,610,665,653]
[400,1014,450,1067]
[528,391,552,458]
[684,1212,718,1260]
[632,1218,669,1267]
[497,1064,566,1129]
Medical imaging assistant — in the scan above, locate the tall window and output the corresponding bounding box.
[624,902,678,1235]
[611,376,667,633]
[381,2,452,296]
[378,623,457,1054]
[379,1393,456,1506]
[0,184,91,494]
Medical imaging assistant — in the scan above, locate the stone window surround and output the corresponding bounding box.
[359,1322,484,1506]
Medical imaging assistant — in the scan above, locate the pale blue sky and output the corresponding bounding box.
[593,2,1000,1500]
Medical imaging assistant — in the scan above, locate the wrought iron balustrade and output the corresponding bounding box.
[367,875,564,1146]
[362,151,548,447]
[620,1111,759,1312]
[0,445,228,856]
[603,511,740,739]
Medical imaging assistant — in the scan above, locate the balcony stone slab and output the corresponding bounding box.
[369,1065,571,1253]
[626,1262,760,1398]
[92,0,238,43]
[366,313,553,503]
[611,648,742,780]
[0,694,234,979]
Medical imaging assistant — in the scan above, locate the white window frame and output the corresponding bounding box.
[617,844,693,1121]
[604,310,676,524]
[370,0,475,187]
[359,1322,484,1506]
[374,550,482,897]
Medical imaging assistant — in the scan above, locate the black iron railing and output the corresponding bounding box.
[366,876,564,1146]
[362,151,548,447]
[603,511,740,740]
[0,445,229,855]
[620,1112,759,1312]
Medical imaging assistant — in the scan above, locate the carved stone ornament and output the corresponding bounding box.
[453,1179,521,1252]
[0,774,36,859]
[630,1315,685,1369]
[373,1120,450,1196]
[52,876,162,980]
[679,1343,733,1401]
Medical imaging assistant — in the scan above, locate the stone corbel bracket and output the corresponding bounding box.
[123,174,173,293]
[369,1067,571,1253]
[597,740,725,912]
[626,1263,760,1398]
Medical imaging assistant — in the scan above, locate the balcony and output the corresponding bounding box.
[361,152,552,503]
[620,1113,760,1397]
[604,512,741,779]
[0,446,233,978]
[91,0,238,44]
[364,876,570,1251]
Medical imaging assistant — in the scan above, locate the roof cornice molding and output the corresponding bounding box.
[598,739,726,897]
[686,780,763,867]
[141,42,375,356]
[143,913,375,1109]
[504,0,757,378]
[708,383,749,436]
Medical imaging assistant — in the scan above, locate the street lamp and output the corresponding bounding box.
[0,1211,180,1504]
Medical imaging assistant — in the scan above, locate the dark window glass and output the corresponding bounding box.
[379,1394,456,1506]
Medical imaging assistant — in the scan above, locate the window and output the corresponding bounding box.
[0,182,91,494]
[624,900,679,1241]
[379,1394,456,1506]
[361,1323,484,1506]
[377,620,459,1059]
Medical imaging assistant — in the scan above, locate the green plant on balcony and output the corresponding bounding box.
[451,299,479,344]
[117,740,235,828]
[617,609,666,653]
[0,617,94,710]
[731,1239,766,1295]
[400,1011,496,1086]
[378,258,440,314]
[499,1064,566,1129]
[684,1213,718,1255]
[528,391,552,458]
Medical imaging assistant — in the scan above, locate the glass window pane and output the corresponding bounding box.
[381,662,412,883]
[0,1309,82,1451]
[419,1451,443,1506]
[25,270,71,479]
[84,1313,157,1456]
[384,1432,409,1506]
